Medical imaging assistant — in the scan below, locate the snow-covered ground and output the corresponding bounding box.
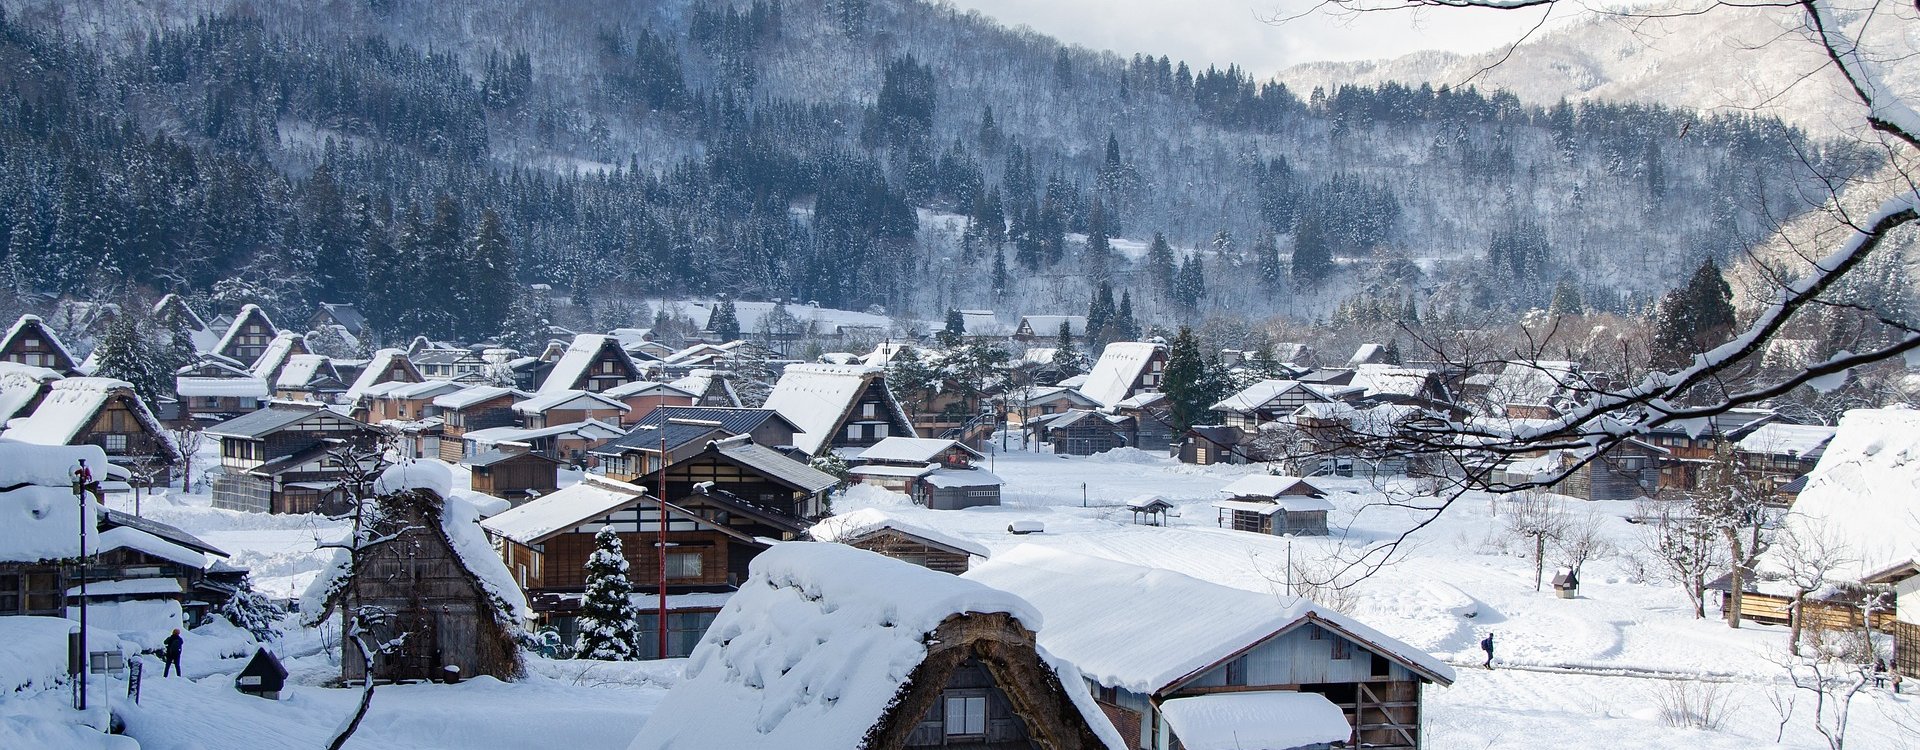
[7,442,1917,748]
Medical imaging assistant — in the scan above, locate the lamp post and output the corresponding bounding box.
[72,459,94,712]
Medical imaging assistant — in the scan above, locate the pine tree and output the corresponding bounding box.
[1084,198,1111,281]
[1115,291,1139,341]
[94,316,168,405]
[1255,232,1282,288]
[1051,320,1087,377]
[991,246,1009,296]
[1146,232,1177,295]
[1175,254,1206,310]
[1548,276,1585,317]
[574,527,643,661]
[1291,214,1333,285]
[938,308,966,348]
[711,296,742,340]
[468,208,516,340]
[1162,326,1218,433]
[219,578,285,641]
[1086,282,1116,347]
[1650,258,1736,369]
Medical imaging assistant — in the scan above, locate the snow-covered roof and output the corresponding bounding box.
[1019,314,1088,336]
[1218,474,1325,500]
[763,364,904,455]
[1157,691,1352,750]
[963,546,1453,694]
[98,526,208,569]
[1078,342,1162,407]
[0,361,61,422]
[512,389,628,415]
[250,332,305,380]
[538,334,631,395]
[211,305,276,364]
[272,353,335,389]
[432,385,527,410]
[1735,422,1836,458]
[628,542,1114,750]
[1349,363,1438,399]
[601,380,695,400]
[849,463,937,479]
[0,443,107,562]
[669,368,737,405]
[69,577,183,597]
[1767,407,1920,581]
[463,419,624,446]
[857,436,981,464]
[1211,379,1360,413]
[809,508,992,557]
[345,348,414,401]
[3,378,175,458]
[924,468,1003,488]
[176,375,270,399]
[1126,494,1173,510]
[482,475,647,546]
[1474,360,1582,406]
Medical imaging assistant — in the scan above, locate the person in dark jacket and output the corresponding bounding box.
[1480,632,1495,669]
[162,629,184,677]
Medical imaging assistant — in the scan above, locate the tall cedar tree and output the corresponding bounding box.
[574,527,643,660]
[1086,282,1116,347]
[1163,326,1215,433]
[93,316,171,405]
[468,208,516,339]
[1292,214,1333,284]
[1115,291,1139,341]
[991,247,1009,295]
[1650,258,1735,369]
[1145,232,1177,296]
[1051,320,1087,377]
[711,297,742,340]
[1084,198,1112,281]
[937,308,965,348]
[1255,232,1282,287]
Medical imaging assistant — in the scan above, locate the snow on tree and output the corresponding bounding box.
[92,315,171,405]
[1050,320,1088,377]
[220,577,286,641]
[710,296,742,341]
[575,527,643,661]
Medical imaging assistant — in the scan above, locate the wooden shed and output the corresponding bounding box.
[464,450,562,504]
[1213,475,1332,536]
[809,509,992,575]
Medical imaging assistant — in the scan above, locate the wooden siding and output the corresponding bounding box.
[1170,622,1428,749]
[1728,591,1897,631]
[847,530,973,574]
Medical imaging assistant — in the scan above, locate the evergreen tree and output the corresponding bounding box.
[1291,214,1333,285]
[1162,326,1221,433]
[1050,320,1087,377]
[219,578,285,641]
[1254,232,1282,287]
[1146,232,1177,295]
[1175,254,1206,310]
[886,346,942,419]
[1086,282,1116,347]
[977,105,1002,154]
[574,527,642,661]
[94,316,169,405]
[1650,257,1736,369]
[502,286,553,353]
[1115,291,1140,341]
[468,208,516,340]
[711,296,742,340]
[1083,198,1112,280]
[991,246,1009,296]
[938,308,966,348]
[1548,276,1585,317]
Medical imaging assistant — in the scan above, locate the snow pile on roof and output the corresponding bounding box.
[1473,360,1581,406]
[925,468,1002,489]
[482,476,645,546]
[176,375,270,399]
[4,378,175,458]
[2,314,75,367]
[250,332,304,380]
[809,508,991,557]
[1736,422,1836,457]
[967,546,1452,693]
[0,361,61,421]
[1349,364,1436,398]
[212,305,275,360]
[98,526,208,569]
[669,369,736,405]
[1079,342,1161,407]
[1768,407,1920,580]
[345,348,412,401]
[0,443,107,562]
[626,542,1041,750]
[764,364,892,454]
[1020,314,1087,336]
[1219,474,1323,499]
[442,489,534,625]
[1157,691,1352,750]
[433,385,526,410]
[273,353,332,388]
[857,436,974,463]
[514,389,627,415]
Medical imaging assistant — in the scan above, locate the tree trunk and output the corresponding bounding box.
[1724,528,1746,628]
[1790,592,1807,656]
[328,630,378,750]
[1534,534,1546,591]
[1691,573,1707,618]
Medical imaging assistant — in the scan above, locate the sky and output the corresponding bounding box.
[946,0,1566,76]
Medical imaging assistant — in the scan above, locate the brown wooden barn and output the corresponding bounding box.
[432,385,528,463]
[1213,475,1332,536]
[538,334,643,394]
[207,405,382,514]
[762,363,917,455]
[0,314,80,373]
[1030,409,1136,457]
[2,377,181,482]
[305,483,527,683]
[809,510,990,575]
[210,305,279,368]
[464,450,562,504]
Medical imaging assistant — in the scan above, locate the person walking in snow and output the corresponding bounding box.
[162,628,184,677]
[1480,632,1495,669]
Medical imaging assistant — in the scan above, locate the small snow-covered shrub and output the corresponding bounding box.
[1654,680,1733,731]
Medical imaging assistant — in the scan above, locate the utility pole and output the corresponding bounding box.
[72,459,94,712]
[656,393,669,661]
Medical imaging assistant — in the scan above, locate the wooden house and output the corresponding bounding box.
[247,332,311,388]
[304,476,527,682]
[1,444,111,618]
[363,379,468,424]
[627,406,800,450]
[461,420,624,467]
[1179,425,1253,466]
[1734,422,1835,504]
[1863,561,1920,677]
[849,437,1003,510]
[809,508,989,574]
[432,386,527,463]
[480,474,811,658]
[151,293,219,355]
[1002,386,1102,429]
[211,305,279,368]
[1213,475,1331,536]
[0,314,79,373]
[344,348,425,408]
[592,419,738,482]
[763,364,917,455]
[1078,342,1167,408]
[308,302,369,341]
[1459,360,1587,417]
[627,543,1124,750]
[412,347,490,383]
[601,380,699,424]
[512,389,629,429]
[174,358,269,422]
[1559,439,1667,501]
[207,405,381,514]
[1348,364,1450,404]
[968,547,1454,750]
[538,334,642,394]
[0,361,62,426]
[1642,408,1779,489]
[1030,409,1136,457]
[1111,392,1175,453]
[1211,379,1365,430]
[464,450,563,504]
[602,436,838,520]
[86,509,236,626]
[1013,314,1088,342]
[270,354,349,403]
[2,377,181,481]
[667,368,742,407]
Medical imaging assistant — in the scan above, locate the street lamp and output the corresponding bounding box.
[71,459,97,712]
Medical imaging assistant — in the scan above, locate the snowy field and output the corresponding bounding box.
[6,442,1917,748]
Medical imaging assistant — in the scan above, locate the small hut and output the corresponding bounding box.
[302,462,529,683]
[1126,495,1173,526]
[235,648,288,699]
[625,543,1124,750]
[1552,568,1580,599]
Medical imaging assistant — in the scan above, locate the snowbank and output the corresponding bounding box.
[832,482,914,512]
[627,543,1041,749]
[1768,406,1920,580]
[0,482,100,563]
[1158,691,1352,750]
[0,616,75,693]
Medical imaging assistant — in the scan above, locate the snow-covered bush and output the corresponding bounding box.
[574,528,642,661]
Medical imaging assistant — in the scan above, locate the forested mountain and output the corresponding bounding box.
[0,0,1869,341]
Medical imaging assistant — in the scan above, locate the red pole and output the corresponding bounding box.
[656,390,668,660]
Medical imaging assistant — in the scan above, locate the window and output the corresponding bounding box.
[102,434,127,453]
[945,695,987,736]
[0,573,20,613]
[1372,653,1392,677]
[25,572,59,613]
[846,424,861,440]
[861,402,878,418]
[666,551,703,579]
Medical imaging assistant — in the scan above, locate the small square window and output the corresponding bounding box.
[666,551,703,579]
[945,695,987,736]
